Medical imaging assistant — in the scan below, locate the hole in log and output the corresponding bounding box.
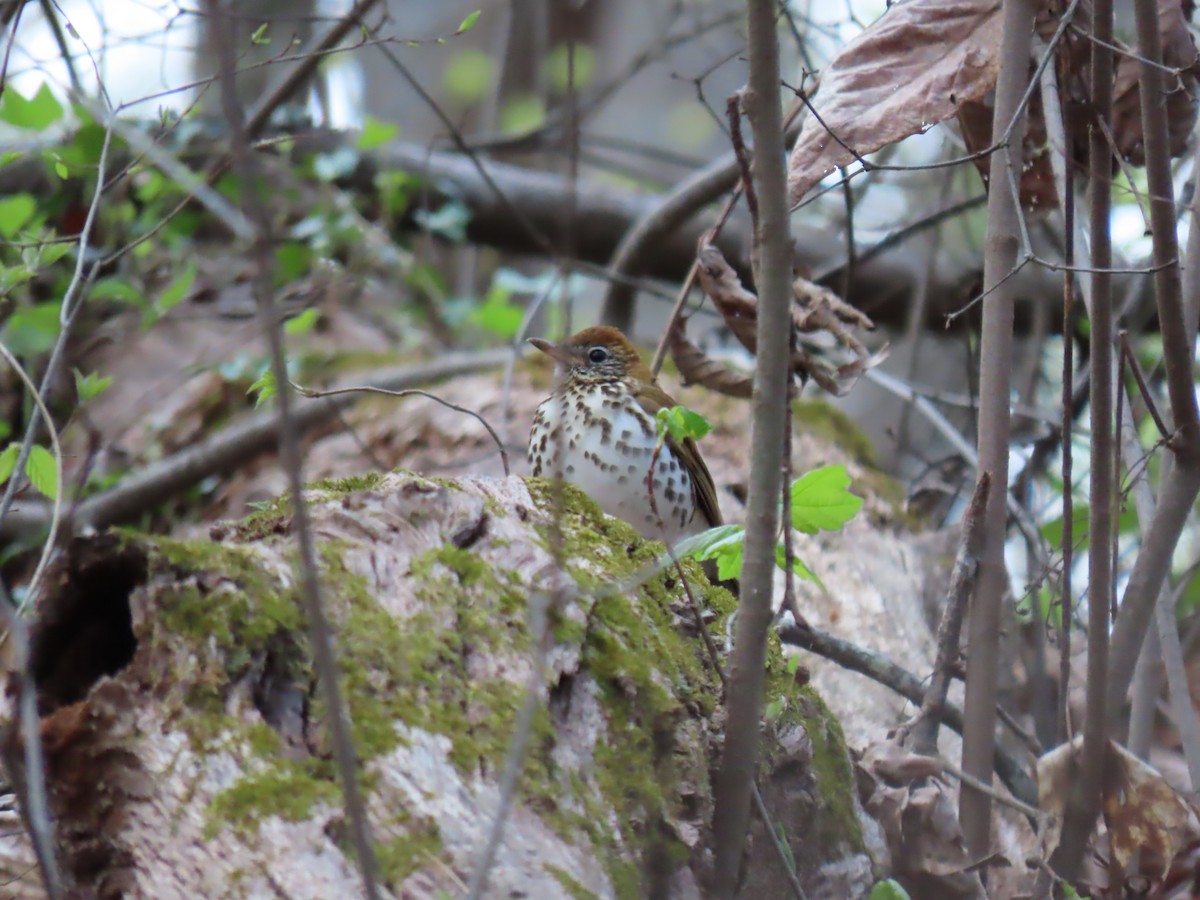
[29,535,142,713]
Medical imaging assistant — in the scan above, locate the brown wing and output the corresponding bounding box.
[634,381,724,528]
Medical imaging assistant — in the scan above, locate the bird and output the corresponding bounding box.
[527,326,723,547]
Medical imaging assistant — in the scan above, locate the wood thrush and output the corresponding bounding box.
[528,326,723,546]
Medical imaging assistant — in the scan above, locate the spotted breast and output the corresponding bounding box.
[527,326,722,546]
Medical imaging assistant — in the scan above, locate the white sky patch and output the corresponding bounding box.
[12,0,194,110]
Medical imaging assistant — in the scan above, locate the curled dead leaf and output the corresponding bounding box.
[787,0,1004,207]
[696,243,760,355]
[1037,736,1200,888]
[857,736,988,899]
[693,242,881,396]
[1103,741,1199,883]
[666,319,753,399]
[1111,0,1200,165]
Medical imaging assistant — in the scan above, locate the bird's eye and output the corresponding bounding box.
[588,347,609,364]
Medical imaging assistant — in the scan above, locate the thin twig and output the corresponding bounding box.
[0,342,62,610]
[1119,331,1171,443]
[776,621,1037,807]
[465,587,555,899]
[642,442,807,900]
[0,0,22,97]
[1054,0,1115,876]
[1059,156,1076,747]
[0,537,61,900]
[910,473,990,755]
[712,1,795,891]
[293,383,510,476]
[0,351,513,540]
[939,758,1043,822]
[209,3,380,895]
[1105,0,1200,733]
[959,0,1036,860]
[0,114,112,540]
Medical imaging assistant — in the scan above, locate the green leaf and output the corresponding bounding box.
[248,369,277,408]
[545,43,596,92]
[154,261,196,317]
[0,194,36,238]
[38,237,73,267]
[443,49,493,104]
[312,146,359,182]
[764,697,785,722]
[250,22,270,45]
[869,880,912,900]
[414,200,470,242]
[54,159,69,180]
[73,368,113,403]
[790,465,863,534]
[0,443,18,486]
[499,94,545,131]
[456,10,482,33]
[275,242,313,284]
[2,301,61,355]
[90,276,145,305]
[0,83,64,130]
[25,444,57,500]
[774,542,822,588]
[357,115,399,150]
[471,284,523,338]
[284,308,320,336]
[680,524,745,581]
[655,405,712,443]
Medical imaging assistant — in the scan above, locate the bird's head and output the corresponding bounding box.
[529,326,652,385]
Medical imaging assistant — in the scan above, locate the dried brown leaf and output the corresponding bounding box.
[956,92,1059,212]
[1111,0,1200,165]
[695,242,881,396]
[787,0,1003,206]
[666,319,753,399]
[1035,735,1080,863]
[696,243,760,355]
[861,738,946,785]
[857,736,986,899]
[1103,741,1199,882]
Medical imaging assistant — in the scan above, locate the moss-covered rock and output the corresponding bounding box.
[18,471,868,899]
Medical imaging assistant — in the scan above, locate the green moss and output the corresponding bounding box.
[141,470,858,892]
[205,759,339,838]
[793,398,876,466]
[377,815,443,885]
[794,686,861,852]
[761,640,863,861]
[308,472,386,494]
[231,472,391,541]
[524,477,730,896]
[545,864,601,900]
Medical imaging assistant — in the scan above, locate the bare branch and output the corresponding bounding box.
[711,1,793,892]
[910,473,990,755]
[209,5,380,894]
[1105,0,1200,732]
[959,0,1035,858]
[1053,0,1116,873]
[777,621,1037,808]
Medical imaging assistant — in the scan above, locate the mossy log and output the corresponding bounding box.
[0,472,872,899]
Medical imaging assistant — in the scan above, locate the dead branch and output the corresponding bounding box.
[0,350,511,542]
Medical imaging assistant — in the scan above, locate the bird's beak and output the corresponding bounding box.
[528,337,574,366]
